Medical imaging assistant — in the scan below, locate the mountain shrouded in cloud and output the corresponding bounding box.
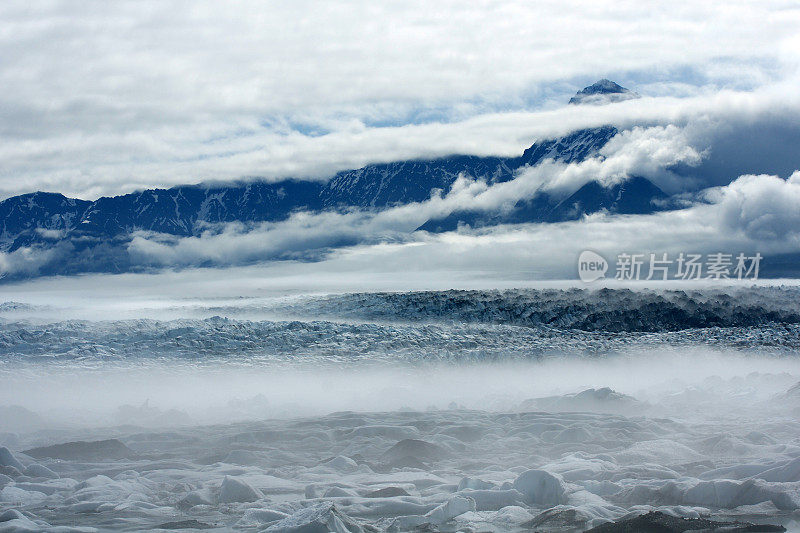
[0,1,796,201]
[0,126,625,277]
[1,80,800,280]
[568,79,640,106]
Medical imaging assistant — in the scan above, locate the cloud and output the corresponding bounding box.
[0,1,798,198]
[486,124,706,198]
[712,171,800,242]
[0,242,68,278]
[113,172,800,278]
[4,168,800,295]
[1,86,798,201]
[3,116,800,281]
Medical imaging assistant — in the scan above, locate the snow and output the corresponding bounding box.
[264,502,365,533]
[0,286,799,531]
[322,456,360,473]
[457,488,526,510]
[424,494,476,523]
[512,469,568,506]
[22,465,58,480]
[0,451,24,474]
[236,507,289,527]
[218,476,262,503]
[0,395,796,530]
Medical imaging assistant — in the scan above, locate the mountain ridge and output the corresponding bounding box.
[0,81,678,279]
[0,125,626,252]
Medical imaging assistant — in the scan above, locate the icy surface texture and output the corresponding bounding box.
[278,287,800,332]
[2,287,800,367]
[0,408,799,531]
[0,286,799,531]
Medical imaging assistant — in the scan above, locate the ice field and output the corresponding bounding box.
[1,273,800,532]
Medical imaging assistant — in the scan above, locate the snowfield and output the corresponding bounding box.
[0,284,799,531]
[1,403,800,532]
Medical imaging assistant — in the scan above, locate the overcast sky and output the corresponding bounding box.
[1,1,799,200]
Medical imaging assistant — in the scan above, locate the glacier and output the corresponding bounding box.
[0,282,799,531]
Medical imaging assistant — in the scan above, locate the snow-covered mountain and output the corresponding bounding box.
[417,176,670,232]
[568,79,640,105]
[0,125,633,240]
[0,126,637,247]
[0,81,673,278]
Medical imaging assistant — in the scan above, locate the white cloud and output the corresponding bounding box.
[116,171,800,277]
[3,117,800,280]
[712,171,800,242]
[0,243,67,278]
[0,1,799,198]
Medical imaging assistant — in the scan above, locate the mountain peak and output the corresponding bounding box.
[569,79,640,105]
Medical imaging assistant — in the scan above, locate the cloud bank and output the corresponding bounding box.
[1,1,799,198]
[3,100,800,281]
[115,172,800,278]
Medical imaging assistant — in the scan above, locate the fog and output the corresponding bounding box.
[2,349,799,431]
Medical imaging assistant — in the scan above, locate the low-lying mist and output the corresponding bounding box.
[2,348,798,433]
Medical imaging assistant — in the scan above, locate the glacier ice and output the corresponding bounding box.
[0,286,798,531]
